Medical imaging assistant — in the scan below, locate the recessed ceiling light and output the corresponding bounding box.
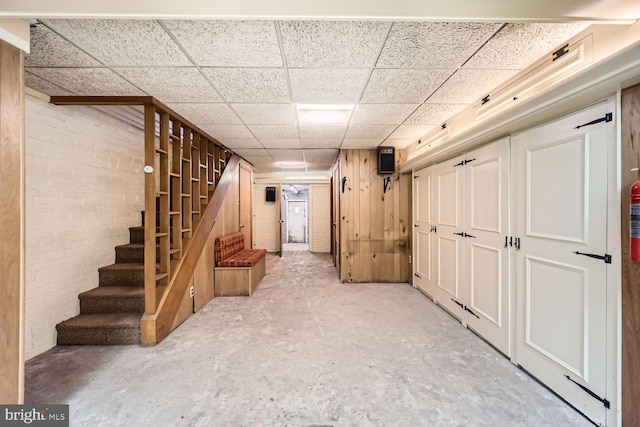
[296,104,354,126]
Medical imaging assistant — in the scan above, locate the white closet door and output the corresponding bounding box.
[513,103,610,425]
[434,155,465,318]
[463,138,511,355]
[413,166,436,297]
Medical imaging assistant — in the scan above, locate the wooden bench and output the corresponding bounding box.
[214,232,267,296]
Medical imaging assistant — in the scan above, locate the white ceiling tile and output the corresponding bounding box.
[27,68,145,96]
[384,138,416,148]
[304,149,339,160]
[300,139,342,149]
[298,126,347,139]
[268,149,305,161]
[167,103,241,125]
[280,21,390,67]
[254,163,282,173]
[341,139,383,148]
[199,125,253,139]
[361,69,453,103]
[389,125,436,139]
[202,68,290,102]
[27,24,101,67]
[288,69,370,103]
[351,104,419,125]
[464,23,588,70]
[405,103,467,125]
[377,22,502,68]
[43,19,191,66]
[25,72,76,96]
[345,124,396,139]
[248,125,298,139]
[115,68,222,103]
[232,104,296,125]
[233,148,272,158]
[217,139,263,149]
[428,69,519,104]
[164,20,282,67]
[260,139,301,149]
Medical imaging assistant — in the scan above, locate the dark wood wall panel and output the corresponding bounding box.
[0,40,25,404]
[622,83,640,426]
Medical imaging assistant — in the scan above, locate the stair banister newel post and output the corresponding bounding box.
[143,104,157,319]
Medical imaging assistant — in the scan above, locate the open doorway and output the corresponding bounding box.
[282,184,309,252]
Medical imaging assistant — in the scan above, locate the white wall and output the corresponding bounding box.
[309,184,331,253]
[25,97,144,359]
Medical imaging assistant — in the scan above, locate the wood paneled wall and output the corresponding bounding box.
[622,83,640,426]
[0,41,25,404]
[338,149,410,283]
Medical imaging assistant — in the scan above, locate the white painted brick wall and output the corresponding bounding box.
[25,98,144,359]
[309,184,331,253]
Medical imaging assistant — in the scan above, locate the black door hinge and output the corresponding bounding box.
[431,225,437,233]
[451,298,465,309]
[341,177,347,193]
[465,306,480,319]
[573,251,612,264]
[414,175,419,179]
[453,160,465,167]
[481,95,490,105]
[454,232,465,237]
[415,273,421,278]
[552,44,569,61]
[574,113,613,130]
[464,158,476,165]
[464,233,476,238]
[565,375,610,409]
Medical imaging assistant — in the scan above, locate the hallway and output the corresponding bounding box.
[25,252,590,426]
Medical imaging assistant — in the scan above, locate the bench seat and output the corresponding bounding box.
[214,232,267,296]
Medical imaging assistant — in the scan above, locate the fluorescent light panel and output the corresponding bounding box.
[297,104,354,126]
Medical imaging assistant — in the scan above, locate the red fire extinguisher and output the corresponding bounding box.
[631,168,640,261]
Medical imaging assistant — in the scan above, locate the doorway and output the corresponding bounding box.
[282,184,309,252]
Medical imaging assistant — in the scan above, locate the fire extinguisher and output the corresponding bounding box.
[631,168,640,261]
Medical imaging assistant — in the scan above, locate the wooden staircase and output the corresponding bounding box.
[55,220,150,345]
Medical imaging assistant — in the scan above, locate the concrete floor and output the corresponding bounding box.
[25,252,591,426]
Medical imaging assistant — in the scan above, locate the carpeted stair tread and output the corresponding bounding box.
[80,286,145,299]
[79,286,145,314]
[98,263,145,287]
[56,314,141,345]
[57,313,141,329]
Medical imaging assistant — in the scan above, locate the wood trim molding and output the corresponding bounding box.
[0,40,25,404]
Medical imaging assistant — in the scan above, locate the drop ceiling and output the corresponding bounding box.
[24,18,592,176]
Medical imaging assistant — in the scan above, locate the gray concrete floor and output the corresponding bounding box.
[25,252,591,426]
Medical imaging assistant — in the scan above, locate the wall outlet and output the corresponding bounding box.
[190,286,194,298]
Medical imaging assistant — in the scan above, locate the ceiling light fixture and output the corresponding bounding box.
[296,104,354,126]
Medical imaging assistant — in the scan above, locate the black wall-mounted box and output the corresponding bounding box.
[377,146,395,174]
[265,186,276,202]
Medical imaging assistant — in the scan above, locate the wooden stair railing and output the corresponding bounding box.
[50,96,236,346]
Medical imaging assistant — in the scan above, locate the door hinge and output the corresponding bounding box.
[464,232,476,238]
[481,94,490,105]
[431,225,437,233]
[453,160,465,167]
[464,158,476,165]
[574,113,613,130]
[552,44,569,61]
[415,273,421,278]
[565,375,610,409]
[451,298,465,309]
[190,286,194,298]
[573,251,612,264]
[408,255,412,263]
[414,175,419,179]
[453,232,465,237]
[465,306,480,319]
